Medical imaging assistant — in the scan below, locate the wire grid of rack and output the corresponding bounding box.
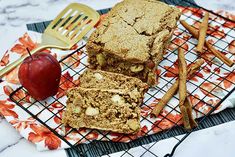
[9,0,235,157]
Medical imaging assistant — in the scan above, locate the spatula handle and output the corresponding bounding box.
[0,45,47,78]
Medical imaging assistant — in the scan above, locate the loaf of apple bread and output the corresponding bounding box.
[86,0,181,86]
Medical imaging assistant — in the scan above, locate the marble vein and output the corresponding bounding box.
[0,137,23,153]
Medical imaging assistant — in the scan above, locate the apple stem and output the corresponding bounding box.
[26,48,33,59]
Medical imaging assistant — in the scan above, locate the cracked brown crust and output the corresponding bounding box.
[86,0,181,85]
[62,87,142,134]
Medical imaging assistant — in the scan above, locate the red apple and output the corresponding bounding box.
[18,52,61,100]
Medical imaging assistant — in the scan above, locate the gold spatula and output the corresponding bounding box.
[0,3,100,78]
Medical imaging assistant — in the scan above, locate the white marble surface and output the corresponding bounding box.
[0,119,22,153]
[104,120,235,157]
[197,0,235,13]
[0,0,234,157]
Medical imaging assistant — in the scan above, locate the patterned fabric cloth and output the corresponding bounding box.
[0,5,234,152]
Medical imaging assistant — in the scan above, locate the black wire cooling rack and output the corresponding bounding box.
[9,0,235,157]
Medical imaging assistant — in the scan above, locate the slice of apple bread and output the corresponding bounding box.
[79,69,148,95]
[62,87,142,134]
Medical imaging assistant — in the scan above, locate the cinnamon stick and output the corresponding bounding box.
[180,105,191,130]
[184,96,198,129]
[151,59,205,117]
[180,20,234,67]
[151,81,179,117]
[205,42,233,67]
[196,12,209,53]
[178,48,187,107]
[178,48,191,129]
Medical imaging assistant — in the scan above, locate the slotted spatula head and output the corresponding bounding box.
[0,3,100,78]
[44,3,100,48]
